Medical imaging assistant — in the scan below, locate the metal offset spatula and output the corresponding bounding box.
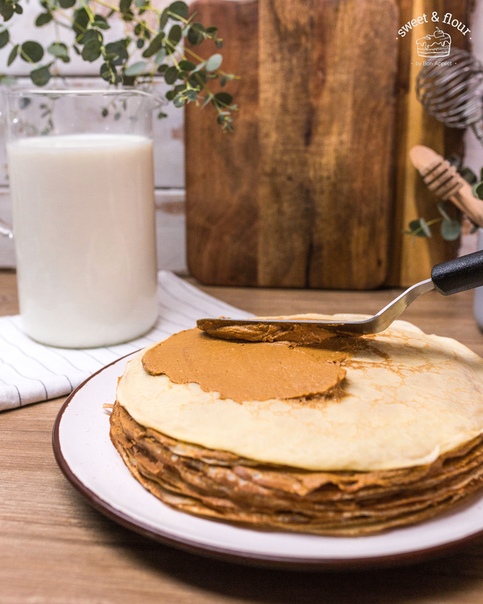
[197,250,483,337]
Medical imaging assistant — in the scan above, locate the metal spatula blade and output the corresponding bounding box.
[197,250,483,337]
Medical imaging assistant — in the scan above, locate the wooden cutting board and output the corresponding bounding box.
[185,0,398,288]
[185,0,259,287]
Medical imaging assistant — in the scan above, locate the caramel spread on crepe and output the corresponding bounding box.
[116,315,483,472]
[142,328,346,402]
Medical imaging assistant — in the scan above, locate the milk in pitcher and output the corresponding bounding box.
[7,133,158,347]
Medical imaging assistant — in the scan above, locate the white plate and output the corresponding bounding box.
[52,353,483,569]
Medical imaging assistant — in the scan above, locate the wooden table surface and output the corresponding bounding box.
[4,268,483,603]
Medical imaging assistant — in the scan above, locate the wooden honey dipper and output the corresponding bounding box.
[409,145,483,228]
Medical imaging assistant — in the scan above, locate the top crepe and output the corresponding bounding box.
[116,315,483,472]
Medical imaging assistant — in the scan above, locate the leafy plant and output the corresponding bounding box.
[0,0,238,131]
[405,201,462,241]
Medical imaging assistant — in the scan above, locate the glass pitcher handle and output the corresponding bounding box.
[0,219,13,238]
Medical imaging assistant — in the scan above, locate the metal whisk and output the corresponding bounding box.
[416,48,483,144]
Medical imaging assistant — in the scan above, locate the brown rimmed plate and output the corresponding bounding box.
[52,353,483,570]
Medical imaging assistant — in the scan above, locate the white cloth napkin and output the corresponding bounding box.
[0,271,251,411]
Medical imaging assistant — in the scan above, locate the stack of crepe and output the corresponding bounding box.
[110,315,483,536]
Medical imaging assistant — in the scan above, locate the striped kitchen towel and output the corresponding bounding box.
[0,271,251,411]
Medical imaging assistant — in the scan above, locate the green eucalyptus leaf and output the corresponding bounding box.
[164,65,179,84]
[100,61,121,84]
[134,22,148,37]
[214,91,233,106]
[173,95,185,108]
[73,8,89,37]
[205,53,222,72]
[81,38,102,62]
[154,48,167,65]
[30,65,51,86]
[189,73,205,89]
[100,63,113,82]
[408,218,432,238]
[21,41,44,63]
[167,24,182,46]
[142,32,164,57]
[121,11,133,22]
[0,2,14,21]
[0,28,9,49]
[185,88,198,101]
[179,59,196,72]
[58,0,76,8]
[473,181,483,200]
[77,29,102,45]
[187,23,205,45]
[35,12,53,27]
[7,44,18,66]
[120,0,132,13]
[123,60,147,76]
[159,7,169,29]
[48,42,70,62]
[93,15,110,30]
[168,1,189,21]
[440,219,461,241]
[105,40,128,65]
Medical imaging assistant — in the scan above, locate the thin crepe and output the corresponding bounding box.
[110,402,483,536]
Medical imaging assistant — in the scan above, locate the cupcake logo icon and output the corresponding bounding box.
[416,27,452,58]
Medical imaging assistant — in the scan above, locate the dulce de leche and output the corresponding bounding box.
[142,328,347,402]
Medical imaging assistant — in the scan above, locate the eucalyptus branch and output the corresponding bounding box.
[0,0,238,130]
[405,201,461,241]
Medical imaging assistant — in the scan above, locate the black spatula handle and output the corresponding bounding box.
[431,250,483,295]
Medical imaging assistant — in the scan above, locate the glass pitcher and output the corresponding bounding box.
[1,88,158,348]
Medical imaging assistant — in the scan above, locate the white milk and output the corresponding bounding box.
[8,133,158,348]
